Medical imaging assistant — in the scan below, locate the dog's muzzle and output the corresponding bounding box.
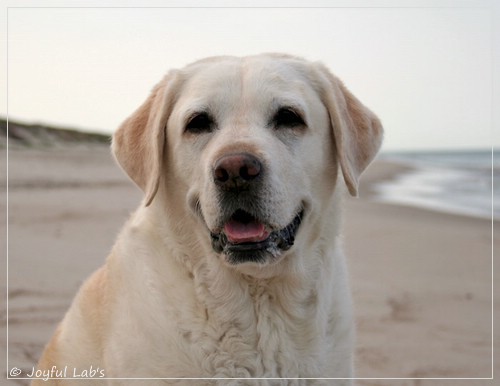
[207,152,304,264]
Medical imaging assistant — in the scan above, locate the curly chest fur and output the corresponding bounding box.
[170,266,328,379]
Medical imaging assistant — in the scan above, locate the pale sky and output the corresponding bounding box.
[2,0,499,151]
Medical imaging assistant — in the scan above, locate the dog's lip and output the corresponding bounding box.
[210,208,304,255]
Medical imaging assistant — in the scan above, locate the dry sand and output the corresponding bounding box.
[1,147,498,385]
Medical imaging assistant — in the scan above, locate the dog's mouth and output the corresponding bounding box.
[210,208,304,265]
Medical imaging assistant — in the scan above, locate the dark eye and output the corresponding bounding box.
[273,107,305,128]
[185,112,214,134]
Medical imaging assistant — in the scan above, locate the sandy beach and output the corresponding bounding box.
[2,146,498,385]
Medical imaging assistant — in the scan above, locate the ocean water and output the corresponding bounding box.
[374,150,499,221]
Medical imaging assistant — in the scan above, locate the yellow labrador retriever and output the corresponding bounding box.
[33,54,382,385]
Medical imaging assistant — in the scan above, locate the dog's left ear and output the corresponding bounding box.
[316,65,384,196]
[112,72,178,206]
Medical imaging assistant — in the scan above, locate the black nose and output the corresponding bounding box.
[213,153,262,190]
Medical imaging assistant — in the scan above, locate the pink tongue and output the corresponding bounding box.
[224,219,269,244]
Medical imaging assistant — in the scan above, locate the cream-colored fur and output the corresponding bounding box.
[33,54,383,385]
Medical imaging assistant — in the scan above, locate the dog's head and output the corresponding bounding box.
[113,54,383,269]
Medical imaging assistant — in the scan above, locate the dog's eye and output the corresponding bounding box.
[185,112,214,134]
[273,108,305,129]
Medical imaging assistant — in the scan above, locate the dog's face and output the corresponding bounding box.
[113,54,383,269]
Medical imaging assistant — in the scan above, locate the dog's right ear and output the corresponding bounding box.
[314,64,383,197]
[112,73,178,206]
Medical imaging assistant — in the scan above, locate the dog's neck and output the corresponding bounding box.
[134,182,345,309]
[119,199,346,376]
